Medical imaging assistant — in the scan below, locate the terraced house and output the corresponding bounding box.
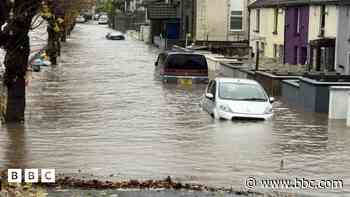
[194,0,249,41]
[249,0,339,71]
[336,0,350,74]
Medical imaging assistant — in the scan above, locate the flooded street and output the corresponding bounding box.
[1,23,350,195]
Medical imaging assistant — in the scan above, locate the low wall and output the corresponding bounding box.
[255,72,301,97]
[153,37,185,49]
[329,86,350,119]
[281,77,350,113]
[281,80,300,106]
[219,62,254,79]
[301,78,349,113]
[206,56,244,80]
[219,62,301,96]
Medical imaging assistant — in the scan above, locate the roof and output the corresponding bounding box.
[216,78,259,85]
[146,2,179,19]
[141,0,164,6]
[248,0,340,9]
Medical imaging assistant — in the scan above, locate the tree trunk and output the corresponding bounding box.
[3,78,26,122]
[61,26,67,42]
[1,0,39,123]
[3,33,30,122]
[47,26,59,65]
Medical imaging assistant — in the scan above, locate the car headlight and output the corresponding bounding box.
[264,106,273,114]
[219,104,233,113]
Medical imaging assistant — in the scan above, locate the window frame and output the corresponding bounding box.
[273,44,278,58]
[230,10,243,31]
[255,9,260,33]
[260,42,265,57]
[296,8,301,34]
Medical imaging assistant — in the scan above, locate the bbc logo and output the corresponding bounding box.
[8,169,55,183]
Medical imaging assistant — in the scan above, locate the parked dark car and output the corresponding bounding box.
[106,32,125,40]
[155,51,209,83]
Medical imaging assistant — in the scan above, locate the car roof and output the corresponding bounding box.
[215,77,260,85]
[109,32,123,35]
[161,51,204,56]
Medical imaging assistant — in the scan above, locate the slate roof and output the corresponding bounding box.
[248,0,340,8]
[146,2,179,19]
[142,0,163,6]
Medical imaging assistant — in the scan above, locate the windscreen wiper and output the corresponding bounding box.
[241,98,267,101]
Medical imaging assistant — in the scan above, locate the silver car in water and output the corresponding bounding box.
[201,78,274,120]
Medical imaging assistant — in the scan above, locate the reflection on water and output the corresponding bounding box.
[0,24,349,196]
[3,124,27,170]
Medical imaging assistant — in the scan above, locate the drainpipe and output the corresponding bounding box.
[334,2,341,73]
[226,0,230,41]
[256,42,260,71]
[248,7,251,57]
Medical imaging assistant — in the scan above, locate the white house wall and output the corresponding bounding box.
[336,6,350,74]
[195,0,248,41]
[308,5,337,41]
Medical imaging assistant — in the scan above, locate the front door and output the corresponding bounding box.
[166,22,180,40]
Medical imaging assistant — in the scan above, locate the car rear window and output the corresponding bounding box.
[165,54,208,70]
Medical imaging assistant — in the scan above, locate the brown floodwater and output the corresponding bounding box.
[0,23,349,196]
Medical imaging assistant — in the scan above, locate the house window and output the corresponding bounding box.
[319,5,326,37]
[261,42,265,57]
[296,8,301,34]
[300,47,307,65]
[273,44,278,58]
[230,0,243,31]
[295,46,299,64]
[230,11,243,31]
[185,15,190,34]
[255,9,260,32]
[279,45,284,63]
[273,8,278,34]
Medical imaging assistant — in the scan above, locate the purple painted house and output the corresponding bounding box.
[284,6,309,65]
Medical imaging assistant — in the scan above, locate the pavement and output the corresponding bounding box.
[46,189,258,197]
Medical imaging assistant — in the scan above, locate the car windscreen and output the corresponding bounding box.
[219,82,267,101]
[165,54,208,70]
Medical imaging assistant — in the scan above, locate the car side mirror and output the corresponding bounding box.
[269,97,275,103]
[155,61,158,66]
[206,93,214,99]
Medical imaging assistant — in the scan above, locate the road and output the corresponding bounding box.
[0,23,349,196]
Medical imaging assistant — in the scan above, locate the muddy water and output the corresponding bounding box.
[0,24,349,196]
